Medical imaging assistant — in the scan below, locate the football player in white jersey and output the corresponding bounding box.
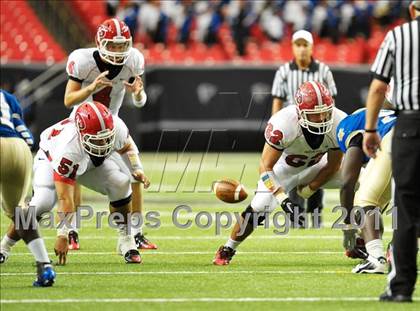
[2,102,150,265]
[213,81,347,265]
[62,18,156,250]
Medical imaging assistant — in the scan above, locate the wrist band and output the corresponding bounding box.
[364,129,377,133]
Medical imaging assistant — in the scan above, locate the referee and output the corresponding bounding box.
[363,1,420,303]
[271,30,338,227]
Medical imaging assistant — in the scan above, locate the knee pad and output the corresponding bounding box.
[241,205,267,226]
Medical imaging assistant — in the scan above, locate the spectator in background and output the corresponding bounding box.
[118,1,140,38]
[283,0,307,31]
[162,0,195,44]
[230,0,254,55]
[106,0,120,17]
[319,2,340,44]
[204,0,228,45]
[260,1,284,42]
[138,0,169,43]
[348,0,374,38]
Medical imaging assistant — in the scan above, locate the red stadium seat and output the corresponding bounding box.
[0,0,66,63]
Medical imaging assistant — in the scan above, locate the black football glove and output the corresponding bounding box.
[280,198,305,227]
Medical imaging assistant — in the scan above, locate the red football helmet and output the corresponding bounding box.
[75,101,115,157]
[294,81,334,135]
[95,18,132,65]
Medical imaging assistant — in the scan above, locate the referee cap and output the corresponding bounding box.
[292,30,313,44]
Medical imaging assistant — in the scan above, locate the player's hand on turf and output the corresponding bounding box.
[342,226,357,250]
[88,71,112,93]
[54,235,68,265]
[132,170,150,189]
[124,76,143,97]
[362,132,381,159]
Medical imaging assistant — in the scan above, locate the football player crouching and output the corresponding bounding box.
[337,106,396,273]
[1,101,149,265]
[213,81,347,265]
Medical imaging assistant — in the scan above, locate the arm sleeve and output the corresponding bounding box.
[324,65,337,97]
[132,48,145,76]
[370,30,395,83]
[113,116,130,151]
[51,153,79,185]
[66,50,89,82]
[264,112,292,150]
[271,66,287,100]
[8,94,34,147]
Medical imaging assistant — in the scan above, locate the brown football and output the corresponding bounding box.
[213,178,248,203]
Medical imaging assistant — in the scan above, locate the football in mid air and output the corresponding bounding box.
[213,178,248,203]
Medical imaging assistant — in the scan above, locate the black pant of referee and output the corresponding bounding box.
[389,111,420,298]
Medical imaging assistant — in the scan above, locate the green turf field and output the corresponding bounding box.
[1,153,418,310]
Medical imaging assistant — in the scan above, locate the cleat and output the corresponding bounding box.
[134,233,157,250]
[117,234,141,263]
[68,231,80,250]
[379,292,412,302]
[213,246,236,266]
[124,249,142,264]
[352,256,386,274]
[345,237,368,259]
[33,262,56,287]
[0,252,8,264]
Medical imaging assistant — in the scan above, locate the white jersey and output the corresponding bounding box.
[38,116,129,184]
[264,105,347,176]
[66,47,145,116]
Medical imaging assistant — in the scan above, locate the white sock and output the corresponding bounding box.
[130,214,142,236]
[366,239,384,259]
[27,238,50,263]
[1,235,17,252]
[225,238,241,250]
[70,214,78,233]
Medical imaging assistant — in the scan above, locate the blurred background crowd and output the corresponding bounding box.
[0,0,412,66]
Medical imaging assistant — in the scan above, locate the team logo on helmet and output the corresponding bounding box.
[75,113,86,131]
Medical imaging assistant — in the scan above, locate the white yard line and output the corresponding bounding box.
[9,251,344,256]
[4,297,414,304]
[0,270,355,277]
[37,235,344,240]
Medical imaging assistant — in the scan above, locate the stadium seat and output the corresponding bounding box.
[0,0,66,63]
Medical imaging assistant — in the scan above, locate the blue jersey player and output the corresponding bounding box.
[0,89,56,286]
[336,107,396,274]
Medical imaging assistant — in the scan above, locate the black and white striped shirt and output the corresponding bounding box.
[271,59,337,106]
[371,16,419,111]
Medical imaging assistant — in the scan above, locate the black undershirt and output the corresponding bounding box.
[92,50,124,80]
[301,126,324,150]
[89,154,106,167]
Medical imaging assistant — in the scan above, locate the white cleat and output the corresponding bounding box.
[116,235,141,264]
[116,235,137,256]
[352,255,386,274]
